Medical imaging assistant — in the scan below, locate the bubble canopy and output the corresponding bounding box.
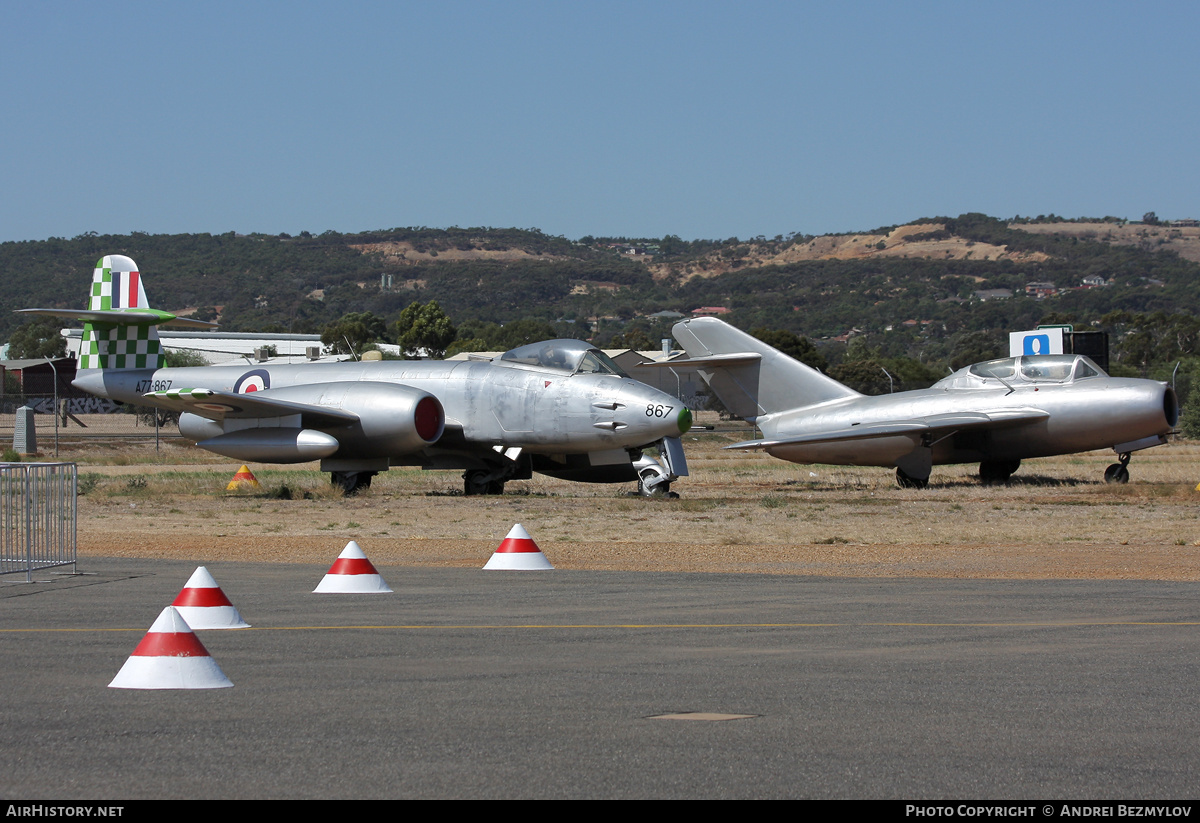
[967,355,1106,383]
[499,340,630,377]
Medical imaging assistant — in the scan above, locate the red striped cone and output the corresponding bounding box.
[313,541,393,593]
[171,566,250,629]
[108,607,233,690]
[483,524,554,570]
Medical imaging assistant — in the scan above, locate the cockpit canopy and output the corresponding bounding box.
[499,339,630,377]
[936,354,1107,389]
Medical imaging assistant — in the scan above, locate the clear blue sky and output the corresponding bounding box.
[2,0,1196,243]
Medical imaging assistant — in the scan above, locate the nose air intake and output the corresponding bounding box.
[414,395,445,443]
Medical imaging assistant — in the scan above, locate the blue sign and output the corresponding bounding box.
[1023,334,1051,355]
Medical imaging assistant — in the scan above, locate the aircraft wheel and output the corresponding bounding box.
[463,470,490,496]
[895,468,928,489]
[464,469,508,495]
[638,468,670,497]
[1104,463,1130,484]
[331,471,374,496]
[979,459,1020,484]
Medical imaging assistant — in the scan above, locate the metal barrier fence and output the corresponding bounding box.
[0,463,77,581]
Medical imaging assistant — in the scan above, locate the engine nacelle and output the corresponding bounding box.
[178,382,445,462]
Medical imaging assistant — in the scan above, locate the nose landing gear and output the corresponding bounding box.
[1104,452,1131,484]
[634,449,680,498]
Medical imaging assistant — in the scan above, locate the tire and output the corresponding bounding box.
[463,470,490,496]
[331,471,373,496]
[1104,464,1130,484]
[895,468,928,489]
[638,468,669,497]
[979,459,1020,483]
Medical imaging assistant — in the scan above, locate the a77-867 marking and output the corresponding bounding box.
[135,379,172,393]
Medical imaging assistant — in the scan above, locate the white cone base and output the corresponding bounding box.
[313,541,393,593]
[313,575,393,593]
[108,654,233,690]
[174,604,250,630]
[483,552,554,570]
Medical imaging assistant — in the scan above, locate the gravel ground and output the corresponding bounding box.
[66,429,1200,581]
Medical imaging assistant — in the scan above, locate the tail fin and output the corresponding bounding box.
[18,255,216,371]
[81,255,161,370]
[671,317,860,418]
[89,254,150,311]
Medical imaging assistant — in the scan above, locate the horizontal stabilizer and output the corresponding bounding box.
[148,387,360,427]
[726,408,1049,451]
[636,352,762,369]
[18,308,217,329]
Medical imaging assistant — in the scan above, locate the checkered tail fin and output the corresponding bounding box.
[79,255,163,370]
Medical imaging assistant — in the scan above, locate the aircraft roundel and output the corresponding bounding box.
[234,369,271,394]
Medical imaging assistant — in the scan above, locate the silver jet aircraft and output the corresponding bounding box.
[669,317,1176,486]
[23,255,691,496]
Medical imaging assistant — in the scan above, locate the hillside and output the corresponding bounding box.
[648,222,1052,281]
[1014,221,1200,263]
[3,216,1198,374]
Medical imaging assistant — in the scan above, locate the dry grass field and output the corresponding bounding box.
[51,414,1200,581]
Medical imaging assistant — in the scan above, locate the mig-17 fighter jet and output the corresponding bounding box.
[22,255,691,496]
[669,317,1176,487]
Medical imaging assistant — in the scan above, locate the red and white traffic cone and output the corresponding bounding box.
[171,566,250,629]
[483,524,554,570]
[313,541,393,593]
[108,607,233,690]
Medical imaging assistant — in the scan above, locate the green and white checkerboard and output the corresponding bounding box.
[79,255,163,370]
[79,323,163,370]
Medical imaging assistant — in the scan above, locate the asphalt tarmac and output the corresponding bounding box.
[2,558,1198,799]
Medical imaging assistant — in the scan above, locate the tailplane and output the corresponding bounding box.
[671,317,859,419]
[19,255,215,371]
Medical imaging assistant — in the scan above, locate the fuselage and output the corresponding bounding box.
[758,368,1176,468]
[73,356,691,459]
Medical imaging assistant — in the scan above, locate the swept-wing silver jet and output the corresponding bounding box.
[670,317,1176,487]
[22,255,691,496]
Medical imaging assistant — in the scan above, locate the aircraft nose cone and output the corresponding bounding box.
[677,406,692,434]
[634,392,690,437]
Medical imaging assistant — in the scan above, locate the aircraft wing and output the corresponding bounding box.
[146,388,360,427]
[726,408,1050,450]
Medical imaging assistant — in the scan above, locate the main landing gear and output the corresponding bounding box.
[1104,452,1131,484]
[330,471,376,496]
[463,468,507,496]
[895,467,928,489]
[979,459,1021,484]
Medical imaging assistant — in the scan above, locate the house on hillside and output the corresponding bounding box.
[973,289,1012,301]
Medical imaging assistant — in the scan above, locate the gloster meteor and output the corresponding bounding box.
[23,256,691,496]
